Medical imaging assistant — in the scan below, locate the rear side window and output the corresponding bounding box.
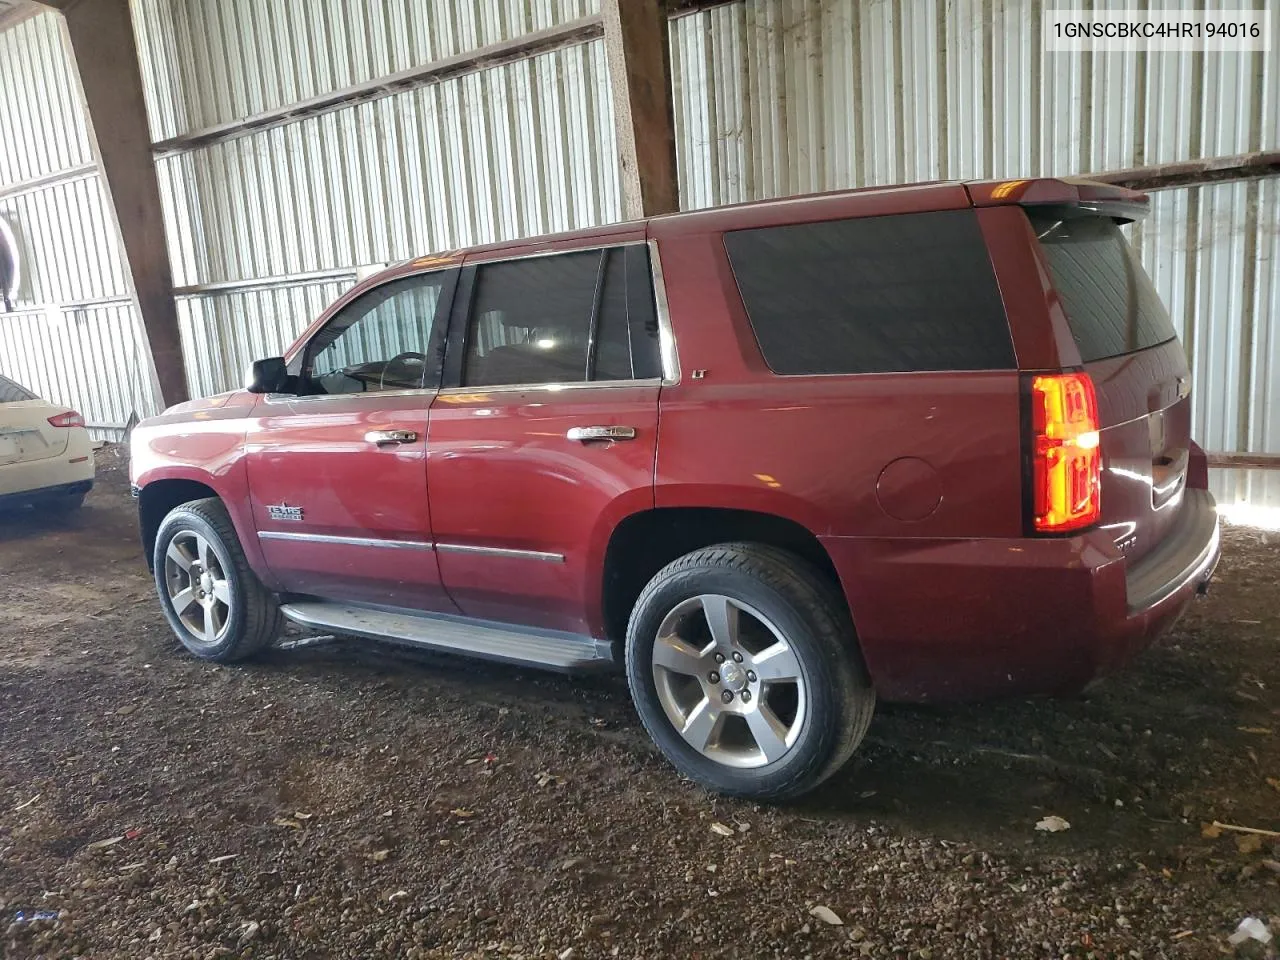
[462,246,661,387]
[1027,210,1176,362]
[724,210,1015,375]
[0,375,36,403]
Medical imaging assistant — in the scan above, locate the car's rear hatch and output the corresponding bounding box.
[1025,206,1191,566]
[0,399,72,467]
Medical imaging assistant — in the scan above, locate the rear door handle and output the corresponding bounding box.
[365,429,418,446]
[566,425,637,443]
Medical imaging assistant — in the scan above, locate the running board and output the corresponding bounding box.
[278,602,615,673]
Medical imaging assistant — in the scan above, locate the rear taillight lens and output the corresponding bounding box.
[1029,373,1101,533]
[48,411,85,429]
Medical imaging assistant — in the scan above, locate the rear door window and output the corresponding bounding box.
[1026,210,1176,362]
[0,375,36,403]
[461,246,661,387]
[724,210,1016,375]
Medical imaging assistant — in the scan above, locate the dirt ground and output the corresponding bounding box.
[1,448,1277,960]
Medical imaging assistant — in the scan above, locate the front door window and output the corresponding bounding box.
[305,273,448,395]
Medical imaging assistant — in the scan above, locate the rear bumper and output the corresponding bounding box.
[1124,489,1220,613]
[0,477,93,510]
[0,432,95,498]
[822,488,1220,703]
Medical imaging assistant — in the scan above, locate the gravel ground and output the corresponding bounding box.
[1,448,1278,959]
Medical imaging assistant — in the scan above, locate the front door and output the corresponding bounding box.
[244,268,458,611]
[427,243,664,635]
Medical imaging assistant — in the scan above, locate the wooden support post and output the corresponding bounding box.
[35,0,189,407]
[602,0,680,219]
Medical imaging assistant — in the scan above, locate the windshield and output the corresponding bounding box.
[1027,209,1177,363]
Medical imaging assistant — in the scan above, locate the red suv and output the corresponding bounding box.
[131,177,1220,800]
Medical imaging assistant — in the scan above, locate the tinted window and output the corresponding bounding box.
[724,210,1016,375]
[1027,210,1176,362]
[0,375,36,403]
[306,272,449,394]
[625,246,662,380]
[462,247,659,387]
[593,248,634,381]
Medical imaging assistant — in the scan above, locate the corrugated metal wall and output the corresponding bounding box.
[154,41,620,287]
[670,0,1280,461]
[670,0,1278,204]
[0,12,91,184]
[1128,178,1280,457]
[0,11,159,440]
[131,0,600,141]
[0,303,157,438]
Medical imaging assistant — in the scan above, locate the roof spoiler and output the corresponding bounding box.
[964,177,1151,223]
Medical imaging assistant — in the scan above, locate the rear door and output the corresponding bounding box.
[0,377,70,469]
[1026,208,1190,563]
[426,243,663,636]
[244,269,457,610]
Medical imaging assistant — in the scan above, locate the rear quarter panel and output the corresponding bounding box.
[651,212,1030,700]
[650,227,1024,540]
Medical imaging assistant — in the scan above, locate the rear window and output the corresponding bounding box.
[723,210,1016,375]
[0,375,36,403]
[1027,209,1176,362]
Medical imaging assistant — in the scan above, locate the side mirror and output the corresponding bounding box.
[247,357,288,394]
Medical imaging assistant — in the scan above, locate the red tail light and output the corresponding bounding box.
[1029,373,1101,533]
[47,411,85,429]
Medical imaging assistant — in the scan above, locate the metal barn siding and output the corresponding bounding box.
[671,0,1278,200]
[130,0,600,141]
[1211,468,1280,513]
[1132,179,1280,457]
[0,303,155,441]
[0,12,92,188]
[155,40,618,288]
[0,174,130,305]
[0,12,160,438]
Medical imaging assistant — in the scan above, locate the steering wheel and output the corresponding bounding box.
[378,352,428,391]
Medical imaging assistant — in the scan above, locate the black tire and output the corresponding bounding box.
[625,543,875,802]
[152,497,282,662]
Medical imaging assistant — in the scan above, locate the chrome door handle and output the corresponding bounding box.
[567,425,637,442]
[365,429,418,446]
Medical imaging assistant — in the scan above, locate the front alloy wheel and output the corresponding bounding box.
[152,497,282,662]
[163,530,232,649]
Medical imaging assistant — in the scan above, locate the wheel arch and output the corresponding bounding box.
[600,507,856,653]
[138,478,222,571]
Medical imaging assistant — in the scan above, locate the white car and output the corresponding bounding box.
[0,374,94,513]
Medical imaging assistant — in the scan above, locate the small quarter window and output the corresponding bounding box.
[724,210,1016,375]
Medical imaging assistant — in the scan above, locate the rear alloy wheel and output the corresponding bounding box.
[626,543,875,801]
[652,595,806,768]
[153,498,282,662]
